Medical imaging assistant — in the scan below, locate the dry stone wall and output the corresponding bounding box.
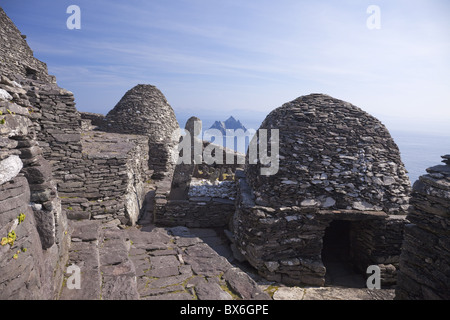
[154,196,235,228]
[0,8,52,83]
[154,174,236,228]
[349,216,406,286]
[0,74,69,299]
[65,129,151,225]
[396,155,450,300]
[80,112,106,128]
[0,8,159,298]
[23,79,84,200]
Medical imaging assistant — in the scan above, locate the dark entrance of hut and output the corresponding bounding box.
[321,220,366,288]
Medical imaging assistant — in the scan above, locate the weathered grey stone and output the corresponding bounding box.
[0,88,12,101]
[301,199,319,207]
[352,201,375,211]
[195,278,233,300]
[139,285,185,298]
[102,275,139,300]
[321,197,336,208]
[302,287,395,300]
[273,287,305,300]
[396,157,450,300]
[223,268,271,300]
[22,162,53,185]
[0,155,23,185]
[33,209,56,250]
[264,261,280,272]
[150,255,180,269]
[59,269,102,300]
[70,220,100,242]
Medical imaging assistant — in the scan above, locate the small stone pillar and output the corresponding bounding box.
[170,117,202,199]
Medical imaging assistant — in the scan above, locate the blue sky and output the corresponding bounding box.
[2,0,450,134]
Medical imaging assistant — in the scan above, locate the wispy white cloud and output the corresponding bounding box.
[6,0,448,127]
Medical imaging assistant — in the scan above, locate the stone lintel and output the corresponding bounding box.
[317,209,387,220]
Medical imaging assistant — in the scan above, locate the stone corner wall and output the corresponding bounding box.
[62,130,151,226]
[396,155,450,300]
[0,8,82,298]
[0,74,69,299]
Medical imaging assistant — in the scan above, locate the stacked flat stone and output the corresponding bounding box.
[0,8,53,83]
[0,72,69,298]
[246,94,411,213]
[396,155,450,300]
[64,130,151,225]
[232,94,410,286]
[105,84,180,179]
[23,79,83,187]
[0,15,86,217]
[0,7,82,298]
[80,112,106,128]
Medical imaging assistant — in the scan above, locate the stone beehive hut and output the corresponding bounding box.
[105,84,179,179]
[232,94,411,286]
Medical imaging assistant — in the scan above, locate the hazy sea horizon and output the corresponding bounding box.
[390,130,450,185]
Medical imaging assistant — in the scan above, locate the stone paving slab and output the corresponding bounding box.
[59,220,394,300]
[60,220,270,300]
[127,225,271,300]
[271,286,395,300]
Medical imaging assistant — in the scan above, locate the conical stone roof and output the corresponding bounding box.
[246,93,411,214]
[105,84,180,178]
[105,84,179,141]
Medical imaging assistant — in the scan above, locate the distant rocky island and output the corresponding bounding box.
[209,116,248,135]
[207,116,250,153]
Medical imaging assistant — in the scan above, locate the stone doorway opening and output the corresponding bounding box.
[321,220,366,288]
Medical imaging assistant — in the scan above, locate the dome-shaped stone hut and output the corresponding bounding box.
[105,84,179,179]
[232,94,411,287]
[246,93,411,212]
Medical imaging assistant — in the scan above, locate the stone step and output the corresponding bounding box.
[58,220,102,300]
[59,220,140,300]
[98,227,139,300]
